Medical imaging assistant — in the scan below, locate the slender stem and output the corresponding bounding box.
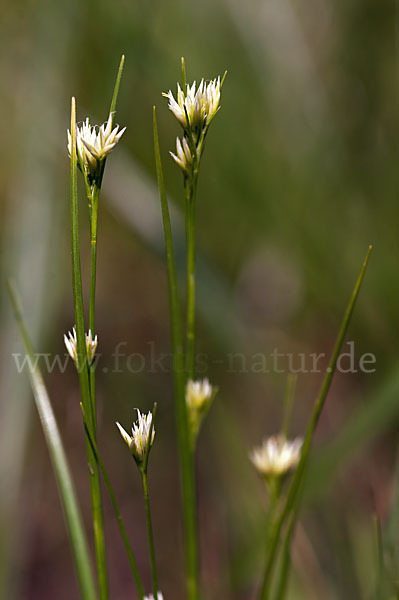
[81,404,145,599]
[141,470,159,598]
[69,98,91,410]
[281,374,297,438]
[185,175,197,379]
[88,189,108,600]
[265,477,281,575]
[153,108,199,600]
[7,280,97,600]
[259,246,373,600]
[274,494,301,600]
[89,186,99,426]
[70,98,108,600]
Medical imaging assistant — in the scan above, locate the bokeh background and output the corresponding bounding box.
[0,0,398,598]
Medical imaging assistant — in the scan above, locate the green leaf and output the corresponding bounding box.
[7,280,97,600]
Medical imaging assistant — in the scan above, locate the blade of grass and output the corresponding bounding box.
[153,107,198,600]
[109,55,125,121]
[260,245,373,600]
[80,403,145,600]
[7,280,97,600]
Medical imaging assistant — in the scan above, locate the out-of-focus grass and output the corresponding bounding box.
[0,0,397,598]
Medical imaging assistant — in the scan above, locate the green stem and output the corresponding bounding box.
[89,193,108,600]
[89,186,99,426]
[185,175,198,379]
[281,374,297,438]
[274,497,300,600]
[141,470,159,598]
[153,108,198,600]
[69,98,91,413]
[70,98,108,600]
[7,280,97,600]
[259,245,373,600]
[81,404,145,599]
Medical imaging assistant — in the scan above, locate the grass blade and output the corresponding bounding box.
[109,55,125,121]
[7,280,97,600]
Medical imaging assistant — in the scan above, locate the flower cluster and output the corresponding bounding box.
[116,409,155,466]
[144,593,164,600]
[163,76,222,173]
[67,114,125,179]
[250,435,303,479]
[64,327,98,367]
[186,378,216,443]
[163,78,221,131]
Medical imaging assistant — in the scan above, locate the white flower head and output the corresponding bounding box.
[186,378,214,411]
[170,136,193,173]
[64,327,98,367]
[163,76,221,132]
[116,409,155,465]
[67,114,126,178]
[144,593,164,600]
[250,435,303,478]
[186,379,216,443]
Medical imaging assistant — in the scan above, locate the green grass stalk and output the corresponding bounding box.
[153,107,199,600]
[185,176,198,379]
[70,98,108,600]
[141,470,159,598]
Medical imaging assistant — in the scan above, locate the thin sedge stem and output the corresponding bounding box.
[140,404,159,597]
[281,374,297,438]
[7,281,97,600]
[265,478,281,574]
[89,187,99,425]
[85,58,125,598]
[153,107,198,600]
[70,97,91,413]
[259,246,373,600]
[141,470,159,598]
[274,507,298,600]
[70,97,108,600]
[185,175,198,379]
[88,190,108,600]
[80,404,145,599]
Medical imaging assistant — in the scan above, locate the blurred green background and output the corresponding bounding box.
[0,0,398,598]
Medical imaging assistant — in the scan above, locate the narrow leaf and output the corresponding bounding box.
[7,280,97,600]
